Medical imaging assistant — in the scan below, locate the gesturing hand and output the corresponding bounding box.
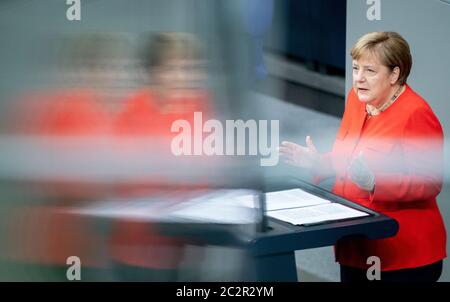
[348,151,375,192]
[279,136,321,170]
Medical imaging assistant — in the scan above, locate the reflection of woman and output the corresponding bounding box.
[280,32,446,282]
[115,32,209,137]
[111,32,210,281]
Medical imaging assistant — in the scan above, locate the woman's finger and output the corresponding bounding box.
[305,136,318,153]
[281,141,303,149]
[278,146,294,155]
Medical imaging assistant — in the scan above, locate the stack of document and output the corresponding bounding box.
[256,189,369,226]
[66,189,259,225]
[168,189,259,224]
[65,188,368,226]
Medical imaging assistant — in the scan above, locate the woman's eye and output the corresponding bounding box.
[368,69,375,73]
[352,66,358,71]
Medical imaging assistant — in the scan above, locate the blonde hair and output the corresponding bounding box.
[351,32,412,85]
[142,32,202,70]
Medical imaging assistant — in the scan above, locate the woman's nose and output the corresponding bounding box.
[354,70,366,82]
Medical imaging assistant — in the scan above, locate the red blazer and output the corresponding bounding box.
[7,89,111,268]
[114,88,210,137]
[325,84,446,271]
[110,88,212,269]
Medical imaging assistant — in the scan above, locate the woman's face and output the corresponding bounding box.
[153,57,205,92]
[352,51,399,107]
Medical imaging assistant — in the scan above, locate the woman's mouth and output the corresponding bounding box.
[358,88,369,94]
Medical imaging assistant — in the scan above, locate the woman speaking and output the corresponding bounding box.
[280,32,446,282]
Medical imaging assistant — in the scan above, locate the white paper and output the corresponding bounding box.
[236,188,331,211]
[267,203,369,226]
[63,198,179,221]
[65,189,259,224]
[265,189,331,211]
[168,201,257,224]
[168,190,258,224]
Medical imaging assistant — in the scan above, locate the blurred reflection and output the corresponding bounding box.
[0,25,259,280]
[0,33,124,281]
[111,32,214,281]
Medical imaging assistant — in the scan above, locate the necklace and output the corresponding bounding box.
[366,85,404,116]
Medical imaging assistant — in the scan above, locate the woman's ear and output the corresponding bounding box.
[390,66,400,84]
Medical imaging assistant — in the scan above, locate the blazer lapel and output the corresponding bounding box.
[347,100,368,154]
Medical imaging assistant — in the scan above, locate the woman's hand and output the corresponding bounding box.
[348,151,375,192]
[279,136,321,170]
